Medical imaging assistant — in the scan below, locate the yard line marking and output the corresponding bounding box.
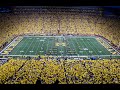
[45,38,49,55]
[87,38,99,55]
[66,37,75,56]
[60,37,64,56]
[69,38,78,56]
[29,37,39,55]
[52,37,56,55]
[19,37,34,55]
[35,37,43,55]
[39,37,46,55]
[77,38,88,55]
[74,38,83,55]
[89,51,93,53]
[91,38,107,55]
[88,39,98,55]
[97,37,117,55]
[12,37,28,55]
[47,37,55,55]
[57,37,62,56]
[98,51,102,53]
[20,51,24,52]
[18,37,30,55]
[83,38,97,55]
[24,37,36,55]
[15,37,31,55]
[64,36,67,56]
[40,40,45,41]
[91,38,109,56]
[94,39,107,55]
[39,51,44,52]
[29,51,34,52]
[72,38,81,56]
[81,38,89,55]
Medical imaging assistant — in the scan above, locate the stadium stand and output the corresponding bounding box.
[0,6,120,84]
[0,12,120,51]
[0,59,119,84]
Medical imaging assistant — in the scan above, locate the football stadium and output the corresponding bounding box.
[0,6,120,84]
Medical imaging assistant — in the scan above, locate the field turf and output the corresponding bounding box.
[1,36,120,59]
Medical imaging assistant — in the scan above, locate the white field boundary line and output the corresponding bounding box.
[0,36,20,54]
[1,55,120,57]
[24,36,64,37]
[23,35,96,38]
[99,37,120,55]
[1,36,120,57]
[0,58,8,59]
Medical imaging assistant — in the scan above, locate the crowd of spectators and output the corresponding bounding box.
[0,11,120,84]
[0,58,119,84]
[0,12,120,50]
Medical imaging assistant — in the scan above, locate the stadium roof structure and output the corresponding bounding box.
[102,6,120,16]
[0,6,120,16]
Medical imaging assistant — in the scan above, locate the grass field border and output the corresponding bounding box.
[0,36,20,54]
[98,37,120,55]
[0,35,120,59]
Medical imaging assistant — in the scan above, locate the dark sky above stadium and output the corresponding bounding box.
[0,6,120,16]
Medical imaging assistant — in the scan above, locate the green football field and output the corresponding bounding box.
[1,36,120,59]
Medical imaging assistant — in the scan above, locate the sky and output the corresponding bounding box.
[0,6,120,16]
